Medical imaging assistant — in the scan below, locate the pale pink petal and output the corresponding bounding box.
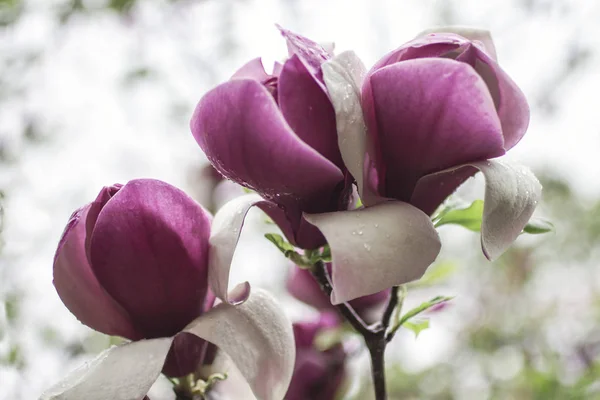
[473,160,542,260]
[305,202,441,304]
[184,289,295,400]
[417,159,541,260]
[208,194,266,304]
[322,51,381,206]
[40,338,173,400]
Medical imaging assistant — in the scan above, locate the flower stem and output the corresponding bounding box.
[309,261,401,400]
[366,334,387,400]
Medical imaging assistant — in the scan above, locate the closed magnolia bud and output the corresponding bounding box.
[53,179,214,376]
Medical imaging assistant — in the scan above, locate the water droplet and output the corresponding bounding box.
[358,231,363,235]
[363,243,371,251]
[352,231,357,235]
[374,223,379,228]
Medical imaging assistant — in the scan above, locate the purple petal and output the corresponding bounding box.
[162,332,210,378]
[286,316,346,400]
[89,179,211,338]
[277,25,331,87]
[258,200,327,249]
[191,79,345,247]
[417,28,498,60]
[208,194,265,304]
[364,58,505,204]
[455,45,530,149]
[369,34,464,72]
[410,165,478,215]
[231,57,270,81]
[305,201,441,304]
[53,205,140,340]
[191,79,344,204]
[279,55,343,169]
[40,338,174,400]
[286,267,334,311]
[184,289,295,400]
[287,266,389,316]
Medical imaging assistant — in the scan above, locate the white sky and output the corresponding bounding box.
[0,0,599,398]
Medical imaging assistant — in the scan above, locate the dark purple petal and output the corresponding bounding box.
[53,205,140,340]
[258,201,327,249]
[285,315,346,400]
[191,79,345,248]
[277,25,331,87]
[279,55,344,169]
[85,184,122,260]
[369,34,465,73]
[410,165,478,215]
[89,179,211,338]
[286,267,333,311]
[417,28,498,60]
[364,58,505,204]
[455,45,530,149]
[162,332,209,378]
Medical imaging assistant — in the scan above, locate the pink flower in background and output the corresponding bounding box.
[285,314,347,400]
[287,265,389,323]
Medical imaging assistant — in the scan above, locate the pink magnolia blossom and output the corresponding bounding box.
[47,179,295,400]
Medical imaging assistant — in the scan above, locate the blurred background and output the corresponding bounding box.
[1,0,599,399]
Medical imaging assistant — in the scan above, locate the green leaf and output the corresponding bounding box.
[264,233,313,267]
[387,295,453,340]
[523,218,555,234]
[434,200,484,231]
[397,296,453,327]
[264,233,296,254]
[403,319,430,338]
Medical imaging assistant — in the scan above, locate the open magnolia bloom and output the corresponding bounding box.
[45,179,294,400]
[309,27,541,303]
[191,26,352,250]
[191,26,540,306]
[191,27,442,306]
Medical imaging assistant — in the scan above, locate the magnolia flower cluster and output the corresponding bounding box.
[43,26,540,400]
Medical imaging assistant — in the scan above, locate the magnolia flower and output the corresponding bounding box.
[191,27,442,306]
[191,26,352,250]
[45,179,294,400]
[361,29,530,217]
[306,28,541,303]
[285,314,347,400]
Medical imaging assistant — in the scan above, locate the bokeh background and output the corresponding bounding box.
[1,0,599,399]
